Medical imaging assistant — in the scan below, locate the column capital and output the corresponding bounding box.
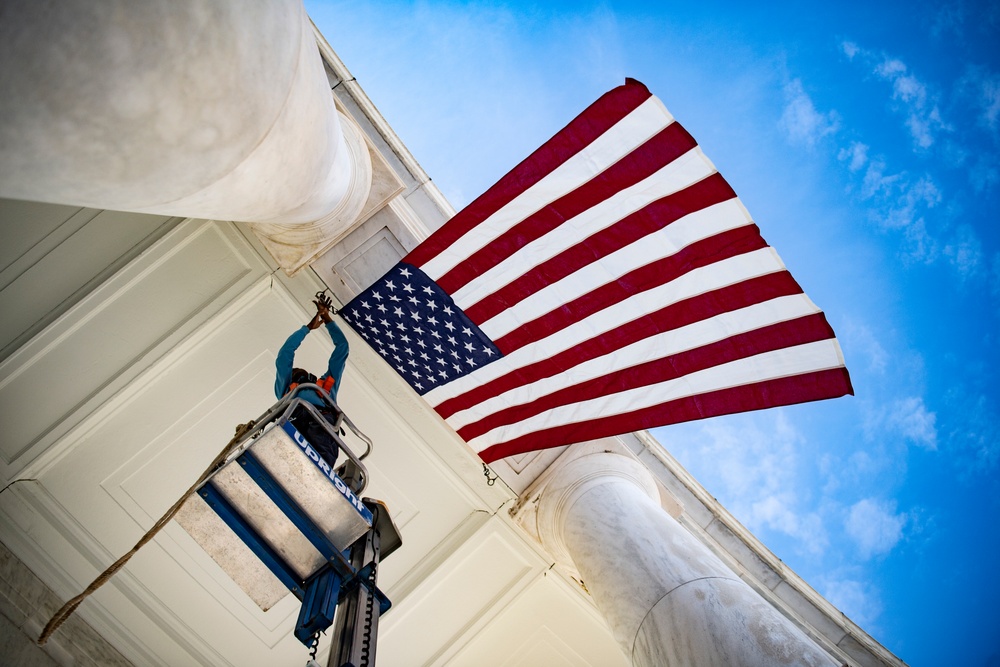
[512,439,673,572]
[250,109,376,275]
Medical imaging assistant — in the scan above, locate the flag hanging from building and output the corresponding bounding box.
[341,78,853,463]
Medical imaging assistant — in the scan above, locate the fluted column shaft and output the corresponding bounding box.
[535,452,836,667]
[0,0,369,227]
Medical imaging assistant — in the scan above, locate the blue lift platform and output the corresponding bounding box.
[177,384,401,666]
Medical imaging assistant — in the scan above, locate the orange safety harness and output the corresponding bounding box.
[288,374,336,394]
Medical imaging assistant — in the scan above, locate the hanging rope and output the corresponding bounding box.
[36,420,259,646]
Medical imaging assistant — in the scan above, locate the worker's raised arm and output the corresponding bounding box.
[322,319,349,400]
[274,325,309,399]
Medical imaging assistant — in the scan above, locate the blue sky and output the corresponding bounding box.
[306,2,1000,664]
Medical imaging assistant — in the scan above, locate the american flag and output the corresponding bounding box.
[341,79,853,463]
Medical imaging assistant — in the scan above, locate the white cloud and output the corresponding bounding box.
[846,449,892,479]
[841,319,888,375]
[904,108,944,150]
[943,224,984,278]
[886,397,938,450]
[970,156,999,193]
[859,157,901,200]
[930,2,965,39]
[872,56,950,150]
[982,77,1000,131]
[838,141,869,172]
[821,576,884,628]
[845,498,908,558]
[850,149,989,277]
[845,46,951,151]
[875,58,907,79]
[660,412,829,554]
[888,171,939,225]
[959,65,1000,135]
[750,495,828,554]
[900,217,939,265]
[779,79,839,147]
[944,388,1000,475]
[854,159,953,265]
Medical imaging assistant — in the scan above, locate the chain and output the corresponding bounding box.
[482,463,497,486]
[359,558,378,666]
[315,289,336,314]
[308,632,320,662]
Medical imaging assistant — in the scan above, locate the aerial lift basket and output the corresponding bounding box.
[175,384,400,661]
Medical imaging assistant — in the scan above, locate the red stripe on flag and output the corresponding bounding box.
[405,80,654,268]
[493,223,768,352]
[435,271,805,419]
[435,122,698,293]
[464,172,738,324]
[456,313,837,441]
[477,367,855,462]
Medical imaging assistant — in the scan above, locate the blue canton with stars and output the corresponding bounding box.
[340,263,503,395]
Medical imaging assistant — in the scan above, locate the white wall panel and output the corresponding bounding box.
[0,199,85,274]
[6,279,334,665]
[0,218,541,665]
[0,199,177,361]
[0,221,263,479]
[444,575,627,667]
[378,520,538,667]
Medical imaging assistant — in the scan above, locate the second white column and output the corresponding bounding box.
[534,451,836,667]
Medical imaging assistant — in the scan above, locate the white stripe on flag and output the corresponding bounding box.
[451,147,717,309]
[445,294,822,430]
[479,198,754,339]
[424,246,788,406]
[422,97,675,281]
[465,338,847,450]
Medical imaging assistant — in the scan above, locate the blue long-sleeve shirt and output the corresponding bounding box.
[274,320,349,405]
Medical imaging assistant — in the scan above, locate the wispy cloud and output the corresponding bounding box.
[853,151,983,276]
[841,318,888,375]
[845,498,908,558]
[834,41,997,302]
[943,387,1000,476]
[855,156,945,264]
[886,397,939,450]
[780,79,839,147]
[660,411,831,554]
[958,64,1000,140]
[969,155,999,193]
[841,42,951,151]
[863,395,938,451]
[884,175,941,232]
[930,2,966,39]
[943,224,984,278]
[838,141,869,172]
[820,574,884,629]
[876,57,950,150]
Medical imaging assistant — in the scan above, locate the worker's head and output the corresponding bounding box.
[290,368,316,387]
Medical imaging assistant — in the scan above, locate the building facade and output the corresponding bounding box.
[0,4,904,666]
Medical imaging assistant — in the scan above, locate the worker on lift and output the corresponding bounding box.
[275,293,348,469]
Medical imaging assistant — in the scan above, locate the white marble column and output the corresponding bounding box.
[0,0,370,229]
[532,450,836,667]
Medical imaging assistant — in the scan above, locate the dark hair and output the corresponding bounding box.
[291,368,316,386]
